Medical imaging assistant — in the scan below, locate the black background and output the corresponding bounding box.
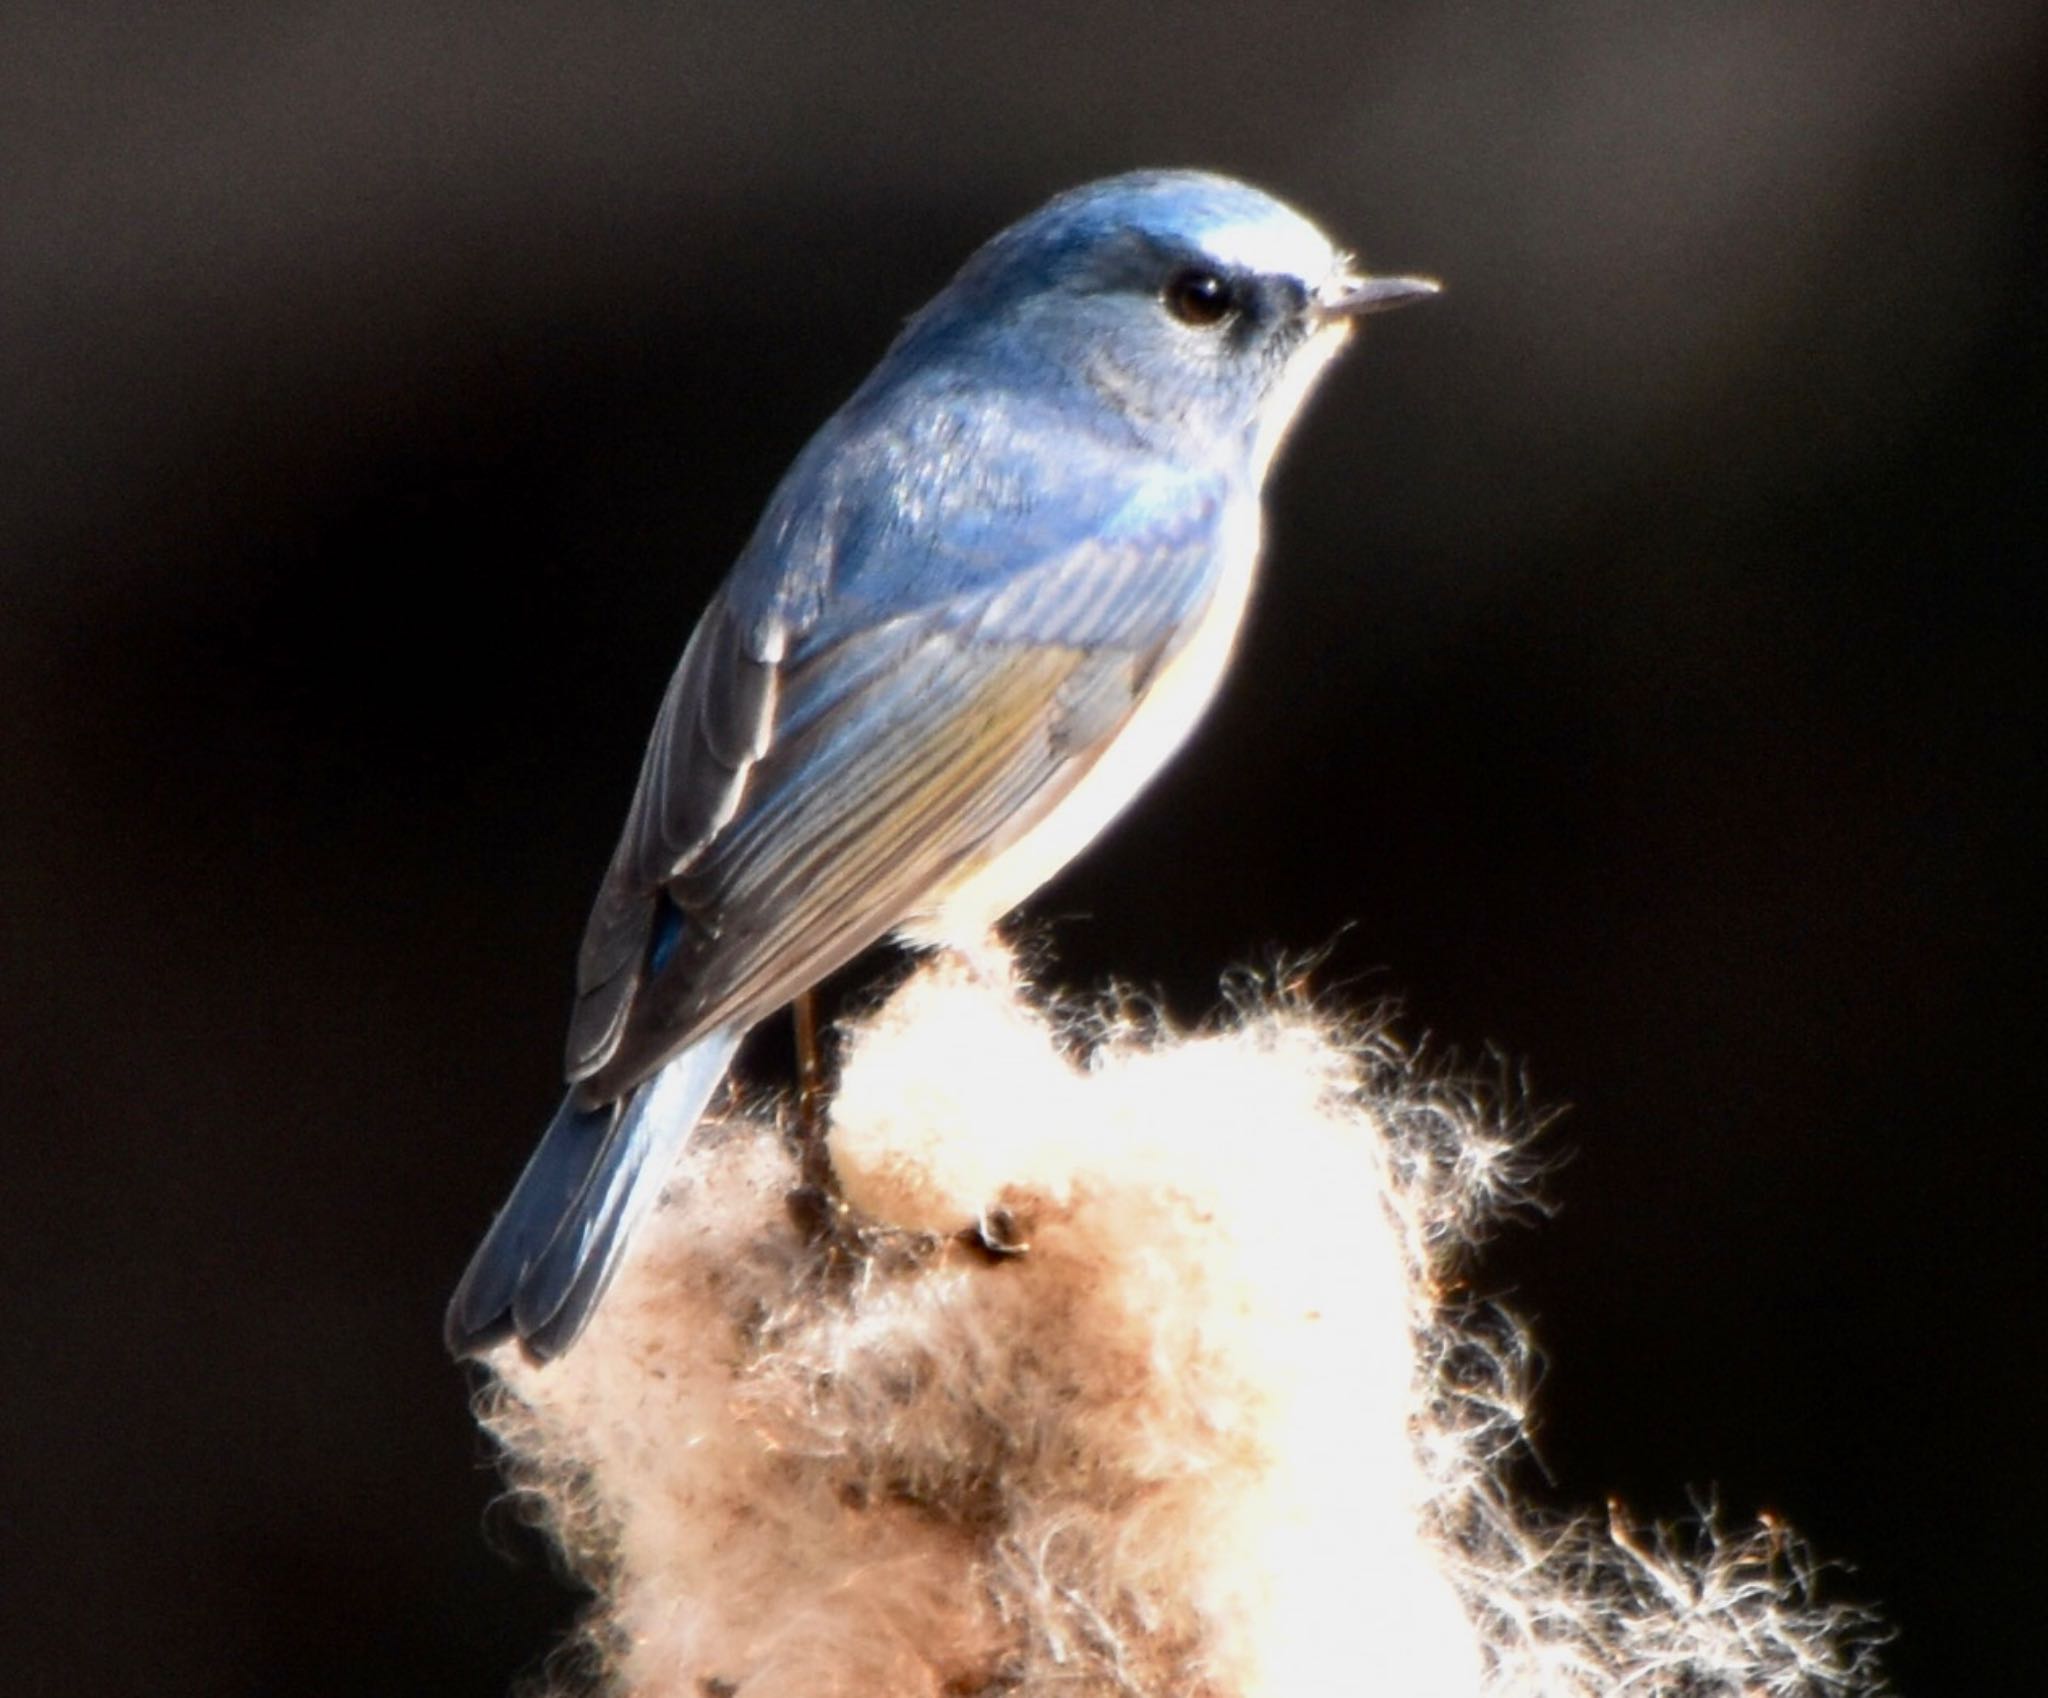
[4,5,2041,1693]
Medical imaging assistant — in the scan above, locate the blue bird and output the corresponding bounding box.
[445,170,1437,1361]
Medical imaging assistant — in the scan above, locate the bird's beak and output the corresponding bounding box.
[1314,269,1442,321]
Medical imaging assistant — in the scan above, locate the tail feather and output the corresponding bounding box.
[444,1028,741,1361]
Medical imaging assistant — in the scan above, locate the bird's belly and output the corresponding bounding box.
[907,504,1263,946]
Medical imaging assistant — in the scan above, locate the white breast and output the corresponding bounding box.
[909,497,1264,946]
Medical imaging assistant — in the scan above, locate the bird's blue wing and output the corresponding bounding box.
[566,409,1239,1098]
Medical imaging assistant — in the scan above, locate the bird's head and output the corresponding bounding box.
[891,170,1438,475]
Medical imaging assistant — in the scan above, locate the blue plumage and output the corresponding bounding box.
[445,170,1437,1361]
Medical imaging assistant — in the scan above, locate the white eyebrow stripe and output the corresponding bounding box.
[1192,211,1341,289]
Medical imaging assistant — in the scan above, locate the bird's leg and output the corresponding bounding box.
[793,986,826,1144]
[786,988,856,1259]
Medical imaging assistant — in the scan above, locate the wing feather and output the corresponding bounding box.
[567,593,780,1077]
[565,437,1238,1099]
[590,632,1099,1093]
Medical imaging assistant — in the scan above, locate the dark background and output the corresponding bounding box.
[4,4,2041,1693]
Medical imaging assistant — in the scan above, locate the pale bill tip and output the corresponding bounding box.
[1318,272,1443,319]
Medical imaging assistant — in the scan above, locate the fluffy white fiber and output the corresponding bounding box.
[478,948,1890,1697]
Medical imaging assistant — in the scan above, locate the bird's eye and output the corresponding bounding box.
[1163,267,1237,328]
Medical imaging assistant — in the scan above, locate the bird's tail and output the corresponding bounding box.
[444,1028,742,1362]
